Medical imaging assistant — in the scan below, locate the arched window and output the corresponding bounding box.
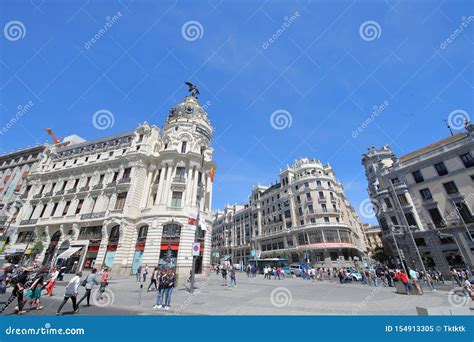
[138,225,148,239]
[109,225,120,241]
[162,224,181,238]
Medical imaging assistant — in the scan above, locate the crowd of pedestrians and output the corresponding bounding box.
[0,263,110,315]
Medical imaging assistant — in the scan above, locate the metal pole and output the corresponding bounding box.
[389,182,427,274]
[451,200,473,242]
[190,156,205,294]
[391,227,408,275]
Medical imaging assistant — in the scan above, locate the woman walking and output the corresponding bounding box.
[77,268,99,307]
[45,268,59,296]
[56,271,82,316]
[25,273,44,310]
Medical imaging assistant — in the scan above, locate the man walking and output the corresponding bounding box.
[56,271,82,315]
[148,267,159,292]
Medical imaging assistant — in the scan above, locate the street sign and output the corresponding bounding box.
[250,250,256,257]
[192,243,200,256]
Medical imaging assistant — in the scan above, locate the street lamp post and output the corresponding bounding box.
[190,182,205,294]
[390,226,408,275]
[389,182,427,275]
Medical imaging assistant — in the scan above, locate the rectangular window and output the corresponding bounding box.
[306,192,311,200]
[397,193,408,205]
[316,180,321,186]
[112,171,119,182]
[85,177,91,187]
[304,182,309,188]
[455,202,474,224]
[318,191,324,199]
[63,201,71,216]
[434,162,448,176]
[460,153,474,168]
[181,141,187,153]
[390,216,398,226]
[29,205,36,220]
[442,181,459,195]
[39,204,47,218]
[419,188,432,201]
[321,203,327,212]
[170,191,183,207]
[51,202,59,217]
[72,179,79,189]
[307,205,314,214]
[75,199,84,214]
[324,217,330,223]
[384,198,392,208]
[122,167,131,179]
[99,174,105,185]
[115,192,128,210]
[412,170,424,183]
[391,177,399,184]
[428,208,445,228]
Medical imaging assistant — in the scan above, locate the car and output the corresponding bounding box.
[289,264,304,276]
[346,268,362,281]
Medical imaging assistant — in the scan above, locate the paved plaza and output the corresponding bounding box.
[1,271,472,316]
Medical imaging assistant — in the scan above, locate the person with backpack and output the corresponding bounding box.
[77,268,100,307]
[56,271,82,315]
[12,266,33,315]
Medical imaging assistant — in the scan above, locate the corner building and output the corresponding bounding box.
[362,122,474,276]
[213,158,367,268]
[12,95,214,279]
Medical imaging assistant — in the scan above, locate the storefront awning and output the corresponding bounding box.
[57,246,82,259]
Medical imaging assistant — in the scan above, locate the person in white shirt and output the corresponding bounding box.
[56,272,82,315]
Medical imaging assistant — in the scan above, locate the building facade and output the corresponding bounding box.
[362,224,383,256]
[212,158,367,268]
[7,94,215,280]
[362,122,474,275]
[0,145,46,253]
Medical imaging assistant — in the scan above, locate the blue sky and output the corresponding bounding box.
[1,0,473,224]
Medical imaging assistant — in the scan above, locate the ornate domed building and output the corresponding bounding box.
[10,87,215,280]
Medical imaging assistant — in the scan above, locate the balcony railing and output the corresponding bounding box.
[19,219,38,225]
[33,193,42,199]
[79,186,89,192]
[92,184,103,190]
[172,176,186,184]
[21,192,29,199]
[80,212,106,220]
[67,188,77,194]
[43,191,53,197]
[56,189,65,195]
[107,180,117,187]
[119,177,131,184]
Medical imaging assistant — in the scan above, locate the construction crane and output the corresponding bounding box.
[45,128,60,144]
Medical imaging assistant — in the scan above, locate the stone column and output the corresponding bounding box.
[95,223,109,269]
